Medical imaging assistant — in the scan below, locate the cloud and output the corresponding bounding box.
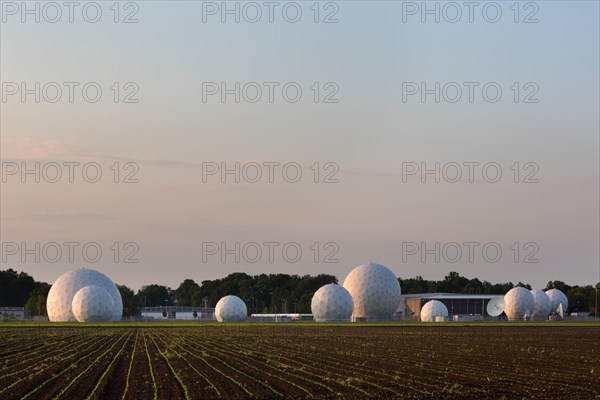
[0,138,70,160]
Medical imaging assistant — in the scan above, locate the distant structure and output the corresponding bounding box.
[420,300,449,322]
[504,287,535,320]
[215,295,247,322]
[0,307,25,321]
[546,289,569,317]
[530,289,552,320]
[46,268,123,322]
[311,284,353,322]
[398,293,499,320]
[140,306,214,320]
[249,314,313,322]
[72,285,115,322]
[343,263,401,321]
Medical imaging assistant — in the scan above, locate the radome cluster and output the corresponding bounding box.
[45,265,570,324]
[499,287,568,321]
[46,268,122,322]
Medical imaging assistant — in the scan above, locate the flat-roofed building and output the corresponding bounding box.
[1,307,26,320]
[396,293,502,320]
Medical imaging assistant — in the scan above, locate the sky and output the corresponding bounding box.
[1,1,599,291]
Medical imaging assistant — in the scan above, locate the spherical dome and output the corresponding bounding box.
[546,289,568,314]
[420,300,448,322]
[504,287,535,320]
[46,268,123,322]
[530,289,552,320]
[72,285,114,322]
[343,263,401,320]
[311,284,353,322]
[215,295,247,322]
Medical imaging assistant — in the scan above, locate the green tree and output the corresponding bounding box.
[438,271,470,293]
[489,282,514,294]
[463,278,485,294]
[176,279,201,307]
[515,282,532,290]
[399,276,428,294]
[136,284,171,307]
[117,284,138,317]
[190,272,336,313]
[24,282,51,316]
[0,269,37,306]
[545,280,571,293]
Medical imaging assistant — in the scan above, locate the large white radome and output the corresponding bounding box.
[46,268,123,322]
[530,289,552,320]
[215,295,247,322]
[420,300,448,322]
[311,284,353,322]
[72,285,114,322]
[546,289,568,315]
[504,287,535,320]
[343,263,401,320]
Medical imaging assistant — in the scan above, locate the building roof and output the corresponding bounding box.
[251,314,312,317]
[401,293,501,300]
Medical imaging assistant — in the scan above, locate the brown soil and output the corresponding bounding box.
[0,325,598,399]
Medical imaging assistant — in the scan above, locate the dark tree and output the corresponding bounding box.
[176,279,201,307]
[137,284,171,307]
[117,284,138,317]
[0,269,37,306]
[399,276,429,294]
[24,282,51,316]
[190,272,336,313]
[545,280,571,293]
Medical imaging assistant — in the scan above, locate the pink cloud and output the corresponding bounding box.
[0,138,70,160]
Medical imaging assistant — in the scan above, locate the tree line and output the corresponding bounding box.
[1,268,598,316]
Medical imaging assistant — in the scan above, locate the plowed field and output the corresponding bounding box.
[1,324,598,399]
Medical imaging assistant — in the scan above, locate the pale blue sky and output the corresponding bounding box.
[1,1,598,289]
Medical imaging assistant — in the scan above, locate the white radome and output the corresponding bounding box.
[545,289,568,314]
[311,284,354,322]
[72,285,114,322]
[46,268,123,322]
[420,300,448,322]
[504,287,535,320]
[530,289,552,320]
[343,263,401,320]
[215,295,247,322]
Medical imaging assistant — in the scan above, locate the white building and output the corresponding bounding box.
[1,307,25,320]
[139,306,215,320]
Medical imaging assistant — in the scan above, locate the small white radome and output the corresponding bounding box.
[545,289,568,315]
[420,300,448,322]
[72,285,115,322]
[530,289,552,320]
[504,287,535,320]
[215,295,247,322]
[311,284,353,322]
